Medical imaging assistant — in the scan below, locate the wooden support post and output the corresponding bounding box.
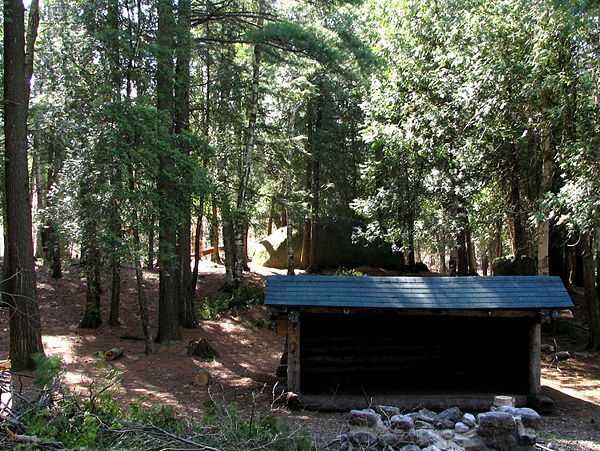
[287,309,300,394]
[529,321,541,395]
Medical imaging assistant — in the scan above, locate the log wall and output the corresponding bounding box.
[300,313,532,395]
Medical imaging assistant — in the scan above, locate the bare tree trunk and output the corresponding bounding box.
[147,215,155,269]
[156,0,181,343]
[3,0,44,369]
[300,160,311,269]
[285,106,297,276]
[456,229,469,276]
[583,234,600,350]
[211,198,222,264]
[538,128,552,276]
[189,208,203,300]
[466,228,477,275]
[234,0,263,285]
[437,236,447,274]
[307,158,320,274]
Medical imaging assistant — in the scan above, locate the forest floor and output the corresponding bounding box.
[1,260,600,450]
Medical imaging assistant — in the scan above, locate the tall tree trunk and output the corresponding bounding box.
[234,0,264,285]
[437,236,447,274]
[300,159,312,269]
[174,0,194,328]
[79,222,101,329]
[109,255,121,326]
[466,228,477,275]
[307,158,320,274]
[155,0,181,343]
[33,151,45,258]
[509,144,526,259]
[189,208,203,301]
[285,105,297,276]
[537,128,552,276]
[129,167,155,355]
[147,215,155,269]
[583,234,600,350]
[456,229,469,276]
[3,0,44,370]
[267,198,275,235]
[211,198,222,263]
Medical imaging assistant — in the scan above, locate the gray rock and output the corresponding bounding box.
[400,446,421,451]
[335,434,348,442]
[515,407,541,430]
[438,407,463,423]
[376,405,401,419]
[453,435,485,451]
[390,414,415,431]
[461,413,476,427]
[409,429,440,448]
[348,409,382,428]
[416,420,435,429]
[436,419,455,429]
[435,439,466,451]
[348,430,378,447]
[477,411,516,436]
[414,408,439,424]
[440,429,455,440]
[454,422,469,434]
[482,432,518,450]
[378,432,407,447]
[423,446,443,451]
[515,417,537,446]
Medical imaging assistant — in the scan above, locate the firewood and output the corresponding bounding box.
[105,346,125,361]
[194,369,210,386]
[0,360,10,370]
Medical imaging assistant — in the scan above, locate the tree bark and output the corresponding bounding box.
[307,158,320,274]
[537,128,552,276]
[211,198,222,263]
[3,0,44,370]
[456,229,469,276]
[234,0,263,286]
[155,0,181,343]
[509,143,527,259]
[300,159,312,269]
[583,234,600,350]
[466,228,477,275]
[109,253,121,327]
[147,215,155,269]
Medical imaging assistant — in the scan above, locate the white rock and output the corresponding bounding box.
[455,422,469,434]
[440,429,455,440]
[461,413,476,427]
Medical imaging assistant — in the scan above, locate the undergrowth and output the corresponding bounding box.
[0,355,316,450]
[196,282,265,320]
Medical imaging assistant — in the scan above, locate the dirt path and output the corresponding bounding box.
[1,261,599,449]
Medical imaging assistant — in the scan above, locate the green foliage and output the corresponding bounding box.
[32,353,63,389]
[196,283,265,320]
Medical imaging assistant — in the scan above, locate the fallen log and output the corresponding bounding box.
[105,347,125,361]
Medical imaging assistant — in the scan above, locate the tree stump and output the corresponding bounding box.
[186,339,218,360]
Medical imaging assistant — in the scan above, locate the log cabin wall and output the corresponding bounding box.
[300,313,532,394]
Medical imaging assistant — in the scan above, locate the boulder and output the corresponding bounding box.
[454,422,469,434]
[348,430,378,447]
[461,413,477,427]
[492,255,536,276]
[400,446,421,451]
[409,429,440,448]
[453,435,485,451]
[440,429,455,440]
[378,431,407,447]
[416,420,435,429]
[390,414,414,431]
[481,432,518,450]
[438,407,462,424]
[348,409,383,428]
[515,417,537,446]
[476,412,515,436]
[252,218,401,270]
[376,405,401,419]
[411,408,439,424]
[436,419,456,430]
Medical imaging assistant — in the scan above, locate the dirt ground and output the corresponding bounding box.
[1,260,600,450]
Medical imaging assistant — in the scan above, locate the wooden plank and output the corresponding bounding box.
[287,309,301,394]
[292,307,538,318]
[298,393,529,412]
[529,321,542,395]
[275,319,288,337]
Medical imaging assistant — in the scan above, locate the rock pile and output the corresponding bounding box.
[331,405,541,450]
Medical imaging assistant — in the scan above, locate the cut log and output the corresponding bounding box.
[194,369,210,386]
[0,360,11,370]
[104,347,125,361]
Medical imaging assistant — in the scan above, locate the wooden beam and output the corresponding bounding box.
[299,393,528,412]
[529,321,542,395]
[268,306,541,318]
[287,309,300,393]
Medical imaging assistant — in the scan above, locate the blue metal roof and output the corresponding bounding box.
[264,275,574,310]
